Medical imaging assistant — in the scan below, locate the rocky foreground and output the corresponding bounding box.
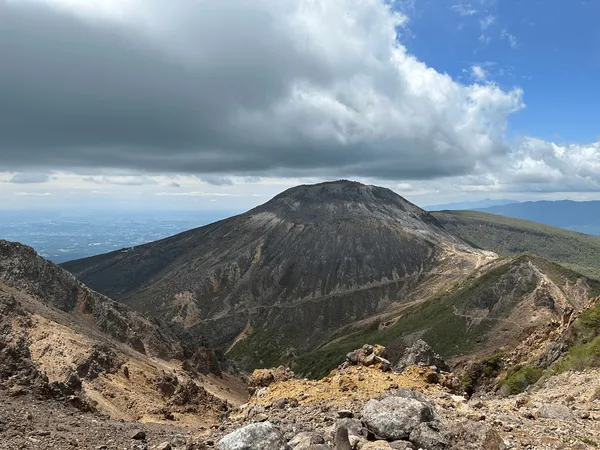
[3,343,600,449]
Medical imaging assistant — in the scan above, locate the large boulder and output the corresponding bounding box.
[218,422,289,450]
[393,340,450,373]
[361,389,436,440]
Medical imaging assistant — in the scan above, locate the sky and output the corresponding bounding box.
[0,0,599,211]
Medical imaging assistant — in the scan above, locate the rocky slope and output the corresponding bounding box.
[62,181,493,367]
[0,240,247,429]
[202,344,600,450]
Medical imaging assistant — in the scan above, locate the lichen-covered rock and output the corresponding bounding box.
[361,389,436,440]
[218,422,289,450]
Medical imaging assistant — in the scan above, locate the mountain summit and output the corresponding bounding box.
[62,181,491,368]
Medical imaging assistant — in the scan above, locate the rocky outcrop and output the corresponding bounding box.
[392,340,450,373]
[0,293,94,410]
[344,345,392,372]
[248,366,295,394]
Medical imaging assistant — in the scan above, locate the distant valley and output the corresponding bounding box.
[0,211,236,263]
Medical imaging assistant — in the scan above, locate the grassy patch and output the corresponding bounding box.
[554,336,600,373]
[500,365,544,395]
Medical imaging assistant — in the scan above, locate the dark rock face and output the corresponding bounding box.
[62,181,476,363]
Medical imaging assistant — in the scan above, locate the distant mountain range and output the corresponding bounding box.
[475,200,600,235]
[424,198,518,211]
[426,198,600,236]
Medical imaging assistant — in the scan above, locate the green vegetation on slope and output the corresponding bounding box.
[553,302,600,374]
[432,210,600,279]
[291,254,596,379]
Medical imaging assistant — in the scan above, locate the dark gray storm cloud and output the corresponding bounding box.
[0,0,523,180]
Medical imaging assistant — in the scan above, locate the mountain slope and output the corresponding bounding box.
[63,181,493,366]
[432,210,600,279]
[0,240,247,423]
[291,254,600,378]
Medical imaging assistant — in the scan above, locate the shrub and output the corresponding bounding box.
[501,365,544,395]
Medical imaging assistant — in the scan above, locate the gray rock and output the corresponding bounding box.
[361,390,436,440]
[219,422,289,450]
[536,403,573,420]
[445,421,506,450]
[389,442,415,450]
[289,432,325,450]
[156,443,172,450]
[333,425,352,450]
[393,340,450,373]
[336,418,365,437]
[408,423,447,450]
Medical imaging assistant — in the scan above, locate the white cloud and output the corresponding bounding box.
[501,29,518,48]
[480,15,496,30]
[154,191,238,197]
[14,192,55,196]
[2,0,597,207]
[469,65,489,82]
[1,0,524,182]
[451,4,478,16]
[83,175,159,186]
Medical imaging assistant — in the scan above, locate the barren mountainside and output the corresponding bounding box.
[62,181,492,364]
[0,239,247,427]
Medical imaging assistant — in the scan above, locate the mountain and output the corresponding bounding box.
[477,200,600,235]
[62,180,493,368]
[432,210,600,279]
[423,198,518,211]
[0,239,246,424]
